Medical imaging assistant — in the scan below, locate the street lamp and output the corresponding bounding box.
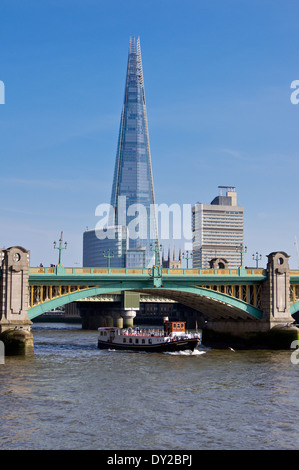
[53,232,67,266]
[182,250,193,269]
[150,240,162,266]
[150,241,163,288]
[252,252,262,268]
[103,249,114,270]
[236,243,247,267]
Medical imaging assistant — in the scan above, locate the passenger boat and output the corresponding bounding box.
[97,320,201,353]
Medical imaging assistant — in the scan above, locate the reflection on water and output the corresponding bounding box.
[0,323,298,450]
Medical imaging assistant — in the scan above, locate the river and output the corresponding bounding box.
[0,323,298,450]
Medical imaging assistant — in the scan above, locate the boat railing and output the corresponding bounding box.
[122,328,164,337]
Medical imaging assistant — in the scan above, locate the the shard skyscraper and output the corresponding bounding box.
[110,37,158,267]
[83,37,158,268]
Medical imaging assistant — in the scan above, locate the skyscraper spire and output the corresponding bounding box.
[110,37,158,267]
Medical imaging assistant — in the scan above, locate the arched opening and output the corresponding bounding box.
[28,284,263,322]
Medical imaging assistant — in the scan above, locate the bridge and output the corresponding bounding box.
[0,246,298,352]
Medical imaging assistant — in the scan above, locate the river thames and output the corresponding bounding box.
[0,323,298,450]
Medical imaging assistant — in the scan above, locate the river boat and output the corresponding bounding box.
[97,320,201,353]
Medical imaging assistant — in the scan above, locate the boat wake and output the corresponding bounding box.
[105,348,206,356]
[163,349,206,356]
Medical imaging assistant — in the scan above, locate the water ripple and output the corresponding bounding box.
[0,323,298,450]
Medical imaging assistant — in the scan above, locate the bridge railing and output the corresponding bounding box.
[29,266,267,276]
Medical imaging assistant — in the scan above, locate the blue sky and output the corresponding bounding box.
[1,0,299,268]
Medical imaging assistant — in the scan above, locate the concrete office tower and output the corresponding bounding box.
[192,186,244,269]
[110,37,158,267]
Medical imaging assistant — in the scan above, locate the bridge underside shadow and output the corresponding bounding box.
[28,284,262,322]
[134,288,262,321]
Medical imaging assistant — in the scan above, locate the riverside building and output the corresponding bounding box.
[83,226,128,268]
[192,186,244,269]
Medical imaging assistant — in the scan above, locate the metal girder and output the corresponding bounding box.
[28,281,262,321]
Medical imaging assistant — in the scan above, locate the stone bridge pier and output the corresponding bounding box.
[203,252,298,348]
[0,247,33,354]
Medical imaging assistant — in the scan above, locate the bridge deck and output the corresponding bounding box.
[29,266,267,276]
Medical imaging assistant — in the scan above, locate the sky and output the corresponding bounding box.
[1,0,299,268]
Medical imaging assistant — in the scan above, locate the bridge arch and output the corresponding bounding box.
[28,283,262,321]
[290,301,299,316]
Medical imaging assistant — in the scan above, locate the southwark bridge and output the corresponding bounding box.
[0,246,298,353]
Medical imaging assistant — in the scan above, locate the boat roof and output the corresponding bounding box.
[165,320,186,324]
[98,327,116,330]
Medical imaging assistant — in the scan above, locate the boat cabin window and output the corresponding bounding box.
[142,339,145,344]
[129,338,132,343]
[164,321,186,336]
[135,339,139,344]
[173,323,184,329]
[148,339,152,344]
[123,338,126,343]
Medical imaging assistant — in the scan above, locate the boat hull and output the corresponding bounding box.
[98,338,200,353]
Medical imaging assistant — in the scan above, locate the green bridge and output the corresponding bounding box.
[28,265,266,320]
[0,246,298,352]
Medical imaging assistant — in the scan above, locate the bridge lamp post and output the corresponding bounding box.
[182,250,193,269]
[236,243,247,267]
[252,252,262,268]
[53,235,67,266]
[103,249,114,270]
[150,241,162,266]
[150,241,163,288]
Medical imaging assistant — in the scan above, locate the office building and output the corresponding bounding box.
[83,226,128,268]
[192,186,244,269]
[83,37,158,268]
[110,37,158,267]
[126,248,146,268]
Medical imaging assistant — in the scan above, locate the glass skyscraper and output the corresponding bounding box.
[111,37,158,267]
[83,226,128,268]
[83,37,158,268]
